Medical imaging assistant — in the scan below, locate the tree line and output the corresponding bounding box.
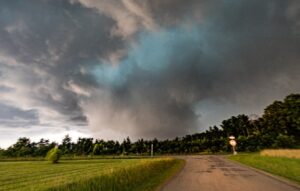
[0,94,299,157]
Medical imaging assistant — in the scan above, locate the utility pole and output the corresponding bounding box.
[151,143,153,157]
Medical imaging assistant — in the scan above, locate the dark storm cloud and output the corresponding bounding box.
[149,0,205,25]
[0,0,124,125]
[86,0,300,139]
[0,103,39,127]
[0,0,299,140]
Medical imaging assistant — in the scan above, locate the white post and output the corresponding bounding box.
[229,136,237,155]
[232,145,237,155]
[151,143,153,157]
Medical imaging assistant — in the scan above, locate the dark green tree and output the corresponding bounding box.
[61,135,72,154]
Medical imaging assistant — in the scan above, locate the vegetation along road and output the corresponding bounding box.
[0,158,183,191]
[162,155,300,191]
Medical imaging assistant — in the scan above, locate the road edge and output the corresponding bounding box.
[226,157,300,190]
[157,158,186,191]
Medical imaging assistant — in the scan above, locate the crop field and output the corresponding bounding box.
[229,153,300,184]
[260,149,300,159]
[0,158,183,191]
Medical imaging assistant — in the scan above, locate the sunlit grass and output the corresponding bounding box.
[0,158,183,191]
[229,154,300,184]
[260,149,300,159]
[0,155,151,162]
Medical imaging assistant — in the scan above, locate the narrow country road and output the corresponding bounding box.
[162,156,300,191]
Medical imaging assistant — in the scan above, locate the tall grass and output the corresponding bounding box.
[47,158,183,191]
[0,155,150,162]
[0,158,183,191]
[260,149,300,159]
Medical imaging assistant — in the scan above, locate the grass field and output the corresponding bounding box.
[0,158,184,191]
[260,149,300,159]
[0,155,151,162]
[228,153,300,184]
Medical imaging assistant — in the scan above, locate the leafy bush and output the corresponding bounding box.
[272,134,296,148]
[46,147,62,163]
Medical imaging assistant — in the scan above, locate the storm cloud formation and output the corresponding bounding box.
[0,0,299,142]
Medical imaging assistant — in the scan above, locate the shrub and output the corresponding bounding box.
[272,134,296,148]
[46,147,62,163]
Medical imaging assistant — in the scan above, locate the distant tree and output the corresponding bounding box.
[261,94,300,144]
[0,148,4,157]
[114,141,121,154]
[75,138,93,155]
[283,94,300,140]
[5,137,33,157]
[272,134,297,148]
[221,115,251,137]
[135,139,147,154]
[61,135,72,154]
[105,140,117,154]
[121,137,131,155]
[1,93,299,157]
[34,138,53,157]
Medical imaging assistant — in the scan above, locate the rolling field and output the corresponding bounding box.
[260,149,300,159]
[0,158,183,191]
[229,152,300,184]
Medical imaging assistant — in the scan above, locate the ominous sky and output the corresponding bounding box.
[0,0,300,147]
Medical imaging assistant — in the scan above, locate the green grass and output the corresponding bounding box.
[135,158,185,191]
[0,158,183,191]
[0,155,151,162]
[228,154,300,184]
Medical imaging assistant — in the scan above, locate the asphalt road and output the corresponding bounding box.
[162,156,300,191]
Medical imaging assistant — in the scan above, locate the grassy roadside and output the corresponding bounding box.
[0,155,151,162]
[0,158,183,191]
[228,154,300,184]
[136,159,185,191]
[48,158,184,191]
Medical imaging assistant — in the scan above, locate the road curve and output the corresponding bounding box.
[162,155,300,191]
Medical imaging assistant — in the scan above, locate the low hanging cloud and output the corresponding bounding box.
[76,0,158,38]
[0,0,299,142]
[0,103,39,128]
